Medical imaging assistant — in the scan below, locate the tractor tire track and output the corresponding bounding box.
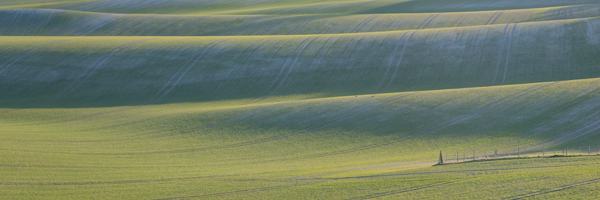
[33,10,55,35]
[3,9,24,35]
[501,23,518,85]
[492,23,510,86]
[382,31,416,93]
[252,37,311,101]
[485,11,500,25]
[80,14,123,36]
[33,40,223,125]
[228,16,266,36]
[420,14,439,29]
[288,15,320,35]
[0,40,67,76]
[506,178,600,200]
[155,180,326,200]
[113,15,153,36]
[490,11,504,25]
[416,14,435,29]
[372,32,409,93]
[262,36,319,100]
[350,15,378,33]
[34,39,153,107]
[1,10,21,35]
[347,182,450,200]
[170,15,211,36]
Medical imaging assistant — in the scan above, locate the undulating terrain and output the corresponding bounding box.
[2,0,600,199]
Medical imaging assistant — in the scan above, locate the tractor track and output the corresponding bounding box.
[501,23,518,85]
[372,31,409,93]
[492,23,510,86]
[382,31,416,92]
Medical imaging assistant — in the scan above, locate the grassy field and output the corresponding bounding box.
[2,0,600,199]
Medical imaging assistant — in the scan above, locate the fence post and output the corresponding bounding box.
[518,147,520,157]
[439,151,443,164]
[580,147,582,155]
[484,151,486,159]
[494,149,497,158]
[463,152,465,162]
[473,150,475,160]
[567,147,568,156]
[589,146,591,155]
[543,147,545,157]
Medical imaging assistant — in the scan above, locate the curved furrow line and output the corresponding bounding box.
[347,182,451,200]
[382,31,416,93]
[490,11,504,25]
[288,15,320,35]
[416,14,435,29]
[1,10,20,35]
[148,41,225,104]
[299,83,557,159]
[353,15,379,33]
[506,178,600,200]
[142,42,219,105]
[262,36,319,100]
[484,11,500,25]
[0,174,225,186]
[372,32,409,93]
[112,15,153,36]
[420,14,440,29]
[536,116,600,147]
[155,180,327,200]
[0,40,67,76]
[33,10,55,35]
[501,23,518,85]
[33,40,226,125]
[228,16,267,36]
[251,37,311,101]
[80,14,124,36]
[349,15,377,33]
[170,15,211,36]
[3,9,24,35]
[492,23,510,86]
[34,39,153,107]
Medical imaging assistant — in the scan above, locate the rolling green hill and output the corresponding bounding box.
[2,0,600,199]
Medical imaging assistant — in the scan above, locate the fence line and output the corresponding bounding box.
[437,145,600,164]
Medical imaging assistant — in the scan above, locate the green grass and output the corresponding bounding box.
[2,0,600,199]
